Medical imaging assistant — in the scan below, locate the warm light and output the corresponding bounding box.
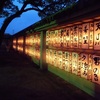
[82,23,89,49]
[94,20,100,50]
[72,52,78,75]
[92,55,100,84]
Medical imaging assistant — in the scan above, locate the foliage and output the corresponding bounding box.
[0,0,18,17]
[0,0,77,18]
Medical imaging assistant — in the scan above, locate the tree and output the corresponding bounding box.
[0,0,77,45]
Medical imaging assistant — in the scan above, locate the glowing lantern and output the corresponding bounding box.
[57,51,62,69]
[92,55,100,84]
[53,50,57,67]
[81,53,89,79]
[58,30,62,47]
[73,25,78,48]
[78,53,81,76]
[62,52,66,70]
[89,23,94,49]
[46,49,49,63]
[69,52,72,72]
[64,52,70,72]
[78,25,82,48]
[82,23,89,49]
[55,30,58,47]
[46,31,49,46]
[70,27,73,48]
[87,54,93,80]
[62,29,66,48]
[94,20,100,50]
[66,28,70,48]
[72,52,78,75]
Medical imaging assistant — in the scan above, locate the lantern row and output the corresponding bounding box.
[25,46,40,60]
[46,20,100,50]
[46,49,100,85]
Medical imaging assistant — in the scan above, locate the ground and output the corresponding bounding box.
[0,46,95,100]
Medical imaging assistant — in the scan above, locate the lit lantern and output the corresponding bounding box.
[70,27,73,48]
[46,49,49,63]
[92,55,100,84]
[94,20,100,50]
[78,53,81,76]
[46,31,49,46]
[66,28,70,48]
[89,23,94,49]
[62,52,66,70]
[73,25,78,48]
[81,53,89,79]
[55,30,58,47]
[87,54,93,80]
[78,25,82,48]
[64,52,70,72]
[53,50,57,67]
[49,49,53,65]
[82,23,89,49]
[72,52,78,75]
[57,51,62,69]
[58,30,62,47]
[69,52,72,72]
[62,29,66,48]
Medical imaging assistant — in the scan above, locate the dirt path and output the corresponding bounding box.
[0,47,95,100]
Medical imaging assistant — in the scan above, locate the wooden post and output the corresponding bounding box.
[40,31,47,71]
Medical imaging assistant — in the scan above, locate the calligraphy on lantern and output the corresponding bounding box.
[46,21,100,50]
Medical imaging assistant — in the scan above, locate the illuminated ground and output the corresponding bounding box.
[0,46,95,100]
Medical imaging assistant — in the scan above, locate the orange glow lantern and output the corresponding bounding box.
[94,20,100,50]
[78,53,81,76]
[92,55,100,84]
[78,25,82,48]
[89,23,94,49]
[66,28,70,48]
[72,52,78,75]
[57,51,62,69]
[82,23,89,49]
[73,25,78,48]
[81,53,89,79]
[87,54,93,80]
[69,52,72,72]
[64,52,70,72]
[70,27,73,48]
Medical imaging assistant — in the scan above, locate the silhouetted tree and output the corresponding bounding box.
[0,0,77,45]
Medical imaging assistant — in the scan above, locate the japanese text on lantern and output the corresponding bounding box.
[94,21,100,50]
[82,23,89,49]
[92,55,100,84]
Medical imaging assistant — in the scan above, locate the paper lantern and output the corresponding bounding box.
[81,53,89,79]
[82,23,89,49]
[70,27,73,48]
[66,28,70,48]
[62,29,66,48]
[69,52,72,72]
[89,23,94,49]
[46,31,49,46]
[78,25,82,48]
[55,30,58,47]
[73,25,78,48]
[57,51,62,69]
[78,53,81,76]
[72,52,78,75]
[64,52,70,72]
[87,54,93,80]
[94,20,100,50]
[92,55,100,84]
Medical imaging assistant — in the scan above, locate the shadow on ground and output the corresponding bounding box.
[0,47,95,100]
